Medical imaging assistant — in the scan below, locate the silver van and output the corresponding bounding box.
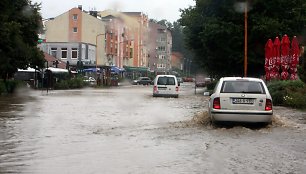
[152,75,179,98]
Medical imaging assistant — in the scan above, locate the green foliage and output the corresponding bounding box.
[283,88,306,109]
[267,80,306,108]
[0,79,24,94]
[0,0,44,80]
[205,80,218,95]
[0,81,5,94]
[206,80,218,90]
[54,80,69,89]
[180,0,306,77]
[54,77,86,90]
[157,19,173,29]
[298,56,306,83]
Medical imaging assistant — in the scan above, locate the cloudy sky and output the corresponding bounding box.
[31,0,195,22]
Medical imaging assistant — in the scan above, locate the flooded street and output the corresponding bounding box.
[1,83,306,174]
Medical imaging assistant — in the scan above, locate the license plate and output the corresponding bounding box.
[158,87,167,90]
[232,98,254,104]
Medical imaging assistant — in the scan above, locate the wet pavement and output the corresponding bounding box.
[0,83,306,174]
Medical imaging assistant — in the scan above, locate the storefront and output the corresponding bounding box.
[123,66,149,80]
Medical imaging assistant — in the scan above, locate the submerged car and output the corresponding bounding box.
[132,77,152,85]
[208,77,273,124]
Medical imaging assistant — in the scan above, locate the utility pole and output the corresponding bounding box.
[244,1,248,77]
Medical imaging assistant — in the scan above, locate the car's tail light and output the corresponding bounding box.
[213,97,221,109]
[265,99,273,111]
[153,86,157,92]
[175,86,179,92]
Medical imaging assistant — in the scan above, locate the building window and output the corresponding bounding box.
[71,48,78,59]
[159,55,166,59]
[73,27,78,33]
[158,46,166,52]
[83,48,87,59]
[61,48,67,59]
[158,29,166,33]
[157,63,166,68]
[73,14,78,20]
[130,48,133,58]
[51,48,57,57]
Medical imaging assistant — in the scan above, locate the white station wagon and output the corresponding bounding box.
[208,77,273,124]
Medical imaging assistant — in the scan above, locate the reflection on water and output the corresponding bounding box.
[0,88,41,173]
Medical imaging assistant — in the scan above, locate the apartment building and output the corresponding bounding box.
[148,22,172,74]
[123,12,149,68]
[99,10,149,68]
[101,14,133,68]
[39,6,108,67]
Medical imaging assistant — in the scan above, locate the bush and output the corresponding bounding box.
[267,80,306,108]
[54,77,86,89]
[0,81,6,94]
[0,80,25,94]
[54,80,69,89]
[283,88,306,109]
[298,56,306,83]
[207,80,218,90]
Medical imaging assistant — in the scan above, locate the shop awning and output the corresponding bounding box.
[123,66,149,72]
[111,66,125,74]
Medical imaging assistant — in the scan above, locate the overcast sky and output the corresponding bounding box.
[31,0,195,22]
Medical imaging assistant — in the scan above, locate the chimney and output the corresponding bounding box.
[78,5,82,11]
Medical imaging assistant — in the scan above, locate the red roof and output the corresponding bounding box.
[44,53,67,69]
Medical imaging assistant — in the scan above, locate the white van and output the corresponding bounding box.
[152,75,180,98]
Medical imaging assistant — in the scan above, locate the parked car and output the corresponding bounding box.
[196,77,213,87]
[177,77,184,84]
[208,77,273,124]
[83,76,96,85]
[132,77,152,85]
[153,75,180,98]
[183,77,194,82]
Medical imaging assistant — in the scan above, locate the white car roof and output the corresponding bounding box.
[221,77,263,82]
[156,75,176,77]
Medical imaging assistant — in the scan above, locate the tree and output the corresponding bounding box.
[180,0,306,77]
[0,0,44,81]
[298,56,306,83]
[149,19,197,75]
[172,22,184,52]
[157,19,173,29]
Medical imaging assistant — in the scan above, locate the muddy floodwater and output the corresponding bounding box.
[0,83,306,174]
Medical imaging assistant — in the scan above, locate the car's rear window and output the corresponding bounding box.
[157,77,176,85]
[221,80,265,94]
